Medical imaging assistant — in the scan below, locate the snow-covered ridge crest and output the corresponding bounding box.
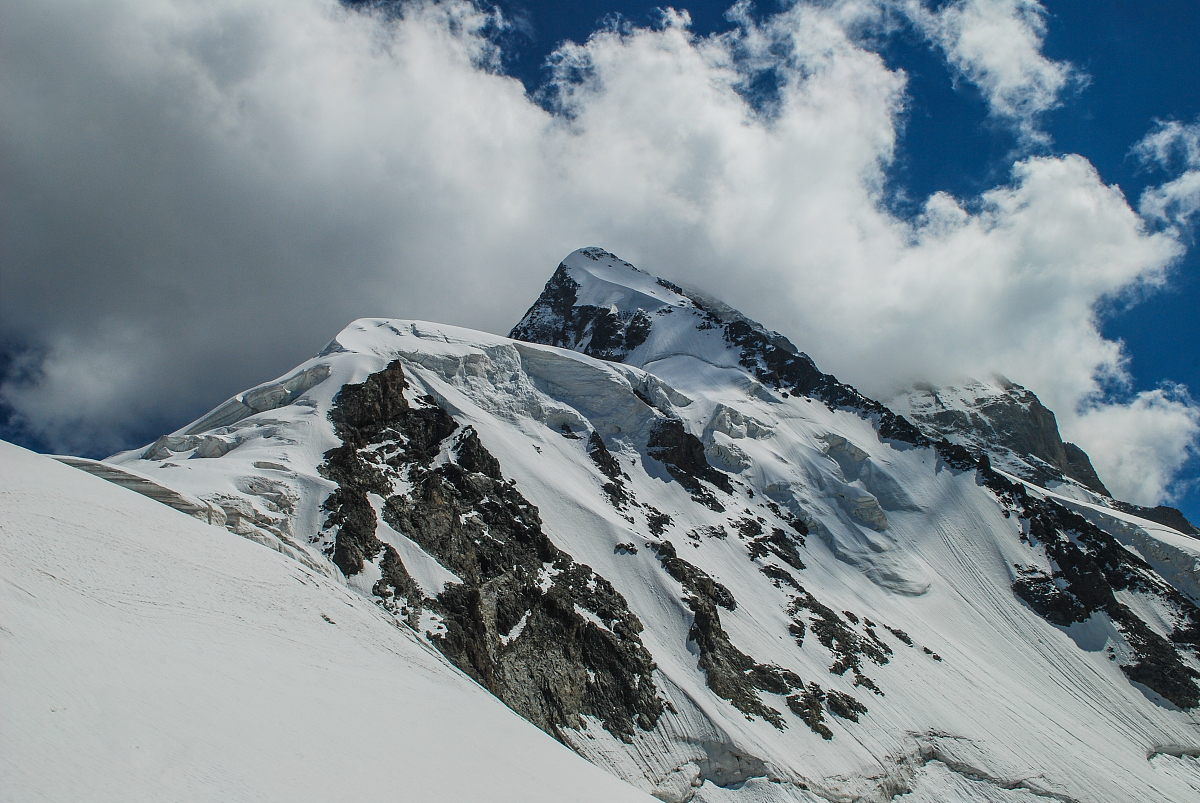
[565,246,687,312]
[512,247,798,372]
[511,249,931,451]
[54,251,1200,802]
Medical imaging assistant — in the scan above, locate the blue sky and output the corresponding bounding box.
[1043,2,1199,399]
[1,0,1197,521]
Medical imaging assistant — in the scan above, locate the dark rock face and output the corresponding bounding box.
[587,431,623,481]
[644,506,673,536]
[747,527,806,572]
[825,689,867,722]
[926,441,1200,708]
[786,685,833,739]
[936,440,980,472]
[902,380,1110,495]
[508,260,654,362]
[319,360,457,578]
[1012,565,1090,626]
[647,418,733,510]
[319,360,664,742]
[649,540,791,728]
[587,431,632,509]
[651,539,737,612]
[787,592,891,694]
[976,456,1200,709]
[1112,501,1200,537]
[646,539,869,737]
[673,292,929,448]
[1063,442,1110,497]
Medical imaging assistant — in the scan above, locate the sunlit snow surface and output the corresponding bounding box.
[11,250,1200,802]
[0,441,657,803]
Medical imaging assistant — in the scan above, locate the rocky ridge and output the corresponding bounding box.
[318,358,664,741]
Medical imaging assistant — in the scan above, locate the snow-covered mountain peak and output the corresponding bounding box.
[512,249,929,447]
[562,247,689,312]
[515,250,1125,510]
[510,246,696,365]
[20,250,1200,802]
[513,248,804,374]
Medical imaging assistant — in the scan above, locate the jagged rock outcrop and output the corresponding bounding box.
[510,252,654,362]
[647,418,733,511]
[979,453,1200,709]
[318,360,665,742]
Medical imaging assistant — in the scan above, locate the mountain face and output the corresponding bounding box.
[886,378,1109,496]
[886,379,1200,538]
[510,248,928,448]
[36,248,1200,801]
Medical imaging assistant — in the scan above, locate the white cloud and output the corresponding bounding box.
[1068,386,1200,506]
[0,0,1194,504]
[1135,119,1200,167]
[903,0,1080,142]
[1135,120,1200,228]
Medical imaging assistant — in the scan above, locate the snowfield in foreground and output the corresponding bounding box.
[0,441,655,803]
[4,248,1200,802]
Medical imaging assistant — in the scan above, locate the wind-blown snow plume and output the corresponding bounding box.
[0,0,1194,503]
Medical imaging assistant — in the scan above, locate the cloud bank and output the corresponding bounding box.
[0,0,1195,504]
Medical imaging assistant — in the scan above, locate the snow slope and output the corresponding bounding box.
[0,441,657,803]
[29,247,1200,802]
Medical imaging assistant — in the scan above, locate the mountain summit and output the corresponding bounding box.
[511,247,927,444]
[513,248,1118,498]
[9,248,1200,802]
